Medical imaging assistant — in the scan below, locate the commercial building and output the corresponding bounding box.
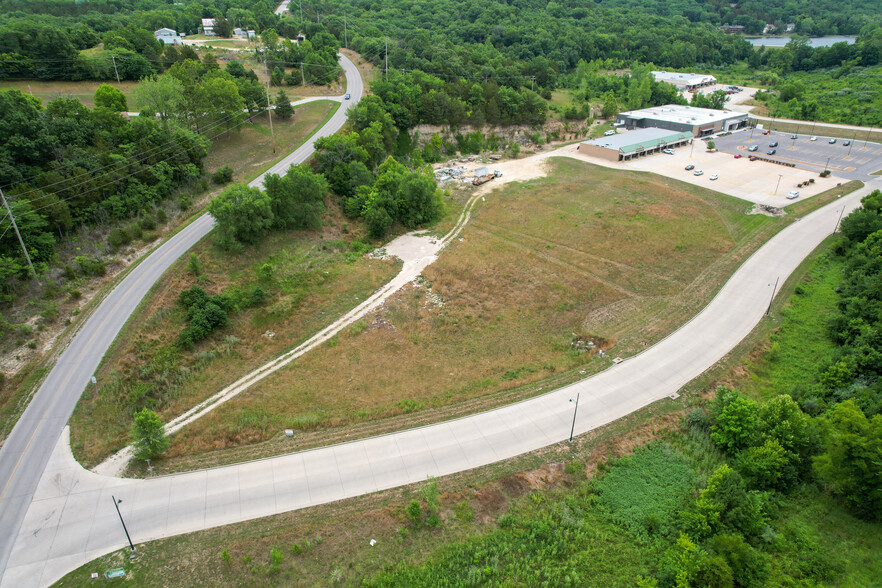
[651,71,716,91]
[153,28,182,45]
[577,128,693,162]
[616,104,748,137]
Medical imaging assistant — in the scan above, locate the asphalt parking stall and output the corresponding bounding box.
[712,129,882,180]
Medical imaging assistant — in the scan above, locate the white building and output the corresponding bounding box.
[616,104,748,137]
[651,71,717,92]
[201,18,216,35]
[154,28,182,45]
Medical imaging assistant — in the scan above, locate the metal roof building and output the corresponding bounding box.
[577,128,693,162]
[651,71,716,91]
[617,104,748,137]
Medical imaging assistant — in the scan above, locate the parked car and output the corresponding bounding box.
[767,149,777,155]
[709,174,719,180]
[762,130,770,135]
[769,141,779,147]
[685,164,695,170]
[748,145,758,152]
[734,154,742,159]
[790,134,798,139]
[829,138,837,144]
[662,148,674,155]
[748,156,757,161]
[844,140,851,146]
[786,191,800,200]
[693,169,704,176]
[345,93,351,100]
[809,136,818,141]
[604,130,616,136]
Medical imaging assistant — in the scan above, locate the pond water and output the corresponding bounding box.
[747,36,857,48]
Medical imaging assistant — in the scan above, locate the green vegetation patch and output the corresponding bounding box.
[594,442,696,539]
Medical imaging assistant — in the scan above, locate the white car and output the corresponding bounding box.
[709,174,719,180]
[809,136,818,141]
[662,148,674,155]
[604,130,616,136]
[786,191,800,199]
[693,170,704,176]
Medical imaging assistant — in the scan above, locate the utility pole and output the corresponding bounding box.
[344,15,348,49]
[261,49,276,153]
[300,61,305,86]
[298,0,303,24]
[0,186,38,279]
[385,36,388,82]
[531,76,535,91]
[111,55,120,83]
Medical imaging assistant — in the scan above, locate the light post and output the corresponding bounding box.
[833,206,845,235]
[846,133,856,159]
[790,134,796,150]
[766,277,779,316]
[824,156,831,173]
[862,126,873,151]
[774,173,782,195]
[112,496,136,554]
[568,392,580,444]
[748,121,755,143]
[690,139,695,159]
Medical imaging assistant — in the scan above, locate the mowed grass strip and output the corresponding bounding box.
[165,157,788,469]
[0,79,141,108]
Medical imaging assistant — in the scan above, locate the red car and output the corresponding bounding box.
[734,154,742,159]
[749,156,757,161]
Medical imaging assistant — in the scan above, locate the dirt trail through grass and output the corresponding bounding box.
[94,190,485,475]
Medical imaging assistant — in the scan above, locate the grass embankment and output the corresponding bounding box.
[54,235,882,587]
[157,157,801,472]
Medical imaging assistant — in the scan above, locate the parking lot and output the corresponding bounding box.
[712,128,882,180]
[617,139,847,207]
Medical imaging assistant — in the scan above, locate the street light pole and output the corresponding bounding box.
[824,156,830,173]
[862,126,873,150]
[846,133,856,159]
[112,496,136,553]
[766,277,779,316]
[774,173,782,195]
[569,392,580,444]
[833,206,845,235]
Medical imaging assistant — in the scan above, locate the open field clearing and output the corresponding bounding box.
[204,100,338,183]
[54,242,882,586]
[155,157,820,472]
[0,80,141,108]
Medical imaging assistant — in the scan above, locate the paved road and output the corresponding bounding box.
[0,53,362,585]
[3,165,877,585]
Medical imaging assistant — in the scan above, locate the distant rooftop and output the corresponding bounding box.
[581,127,692,153]
[619,104,745,126]
[651,71,716,86]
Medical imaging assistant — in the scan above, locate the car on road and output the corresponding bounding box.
[790,134,798,139]
[810,136,818,141]
[748,145,758,152]
[829,138,837,144]
[685,164,695,170]
[709,174,719,180]
[844,140,851,146]
[769,141,779,147]
[662,148,674,154]
[767,149,777,155]
[786,191,800,199]
[734,154,742,159]
[604,130,616,136]
[344,93,351,100]
[694,169,704,176]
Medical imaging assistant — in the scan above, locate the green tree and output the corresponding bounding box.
[208,184,274,247]
[711,392,760,453]
[735,438,796,491]
[601,92,618,118]
[264,164,328,230]
[93,84,128,112]
[131,408,169,460]
[274,89,293,119]
[813,400,882,520]
[134,74,185,122]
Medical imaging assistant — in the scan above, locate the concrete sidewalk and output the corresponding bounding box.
[4,177,875,587]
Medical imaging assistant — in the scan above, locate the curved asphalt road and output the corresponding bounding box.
[0,53,362,584]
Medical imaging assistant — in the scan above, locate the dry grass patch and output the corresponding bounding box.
[163,157,788,468]
[0,80,141,108]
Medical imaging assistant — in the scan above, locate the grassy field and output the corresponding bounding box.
[53,235,882,587]
[153,157,802,472]
[0,80,141,108]
[203,100,338,183]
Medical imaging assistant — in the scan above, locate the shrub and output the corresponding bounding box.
[221,548,232,567]
[107,227,132,250]
[212,166,234,185]
[406,499,422,524]
[139,212,157,231]
[131,408,169,460]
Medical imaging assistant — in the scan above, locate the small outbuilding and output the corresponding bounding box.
[154,28,182,45]
[577,128,693,162]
